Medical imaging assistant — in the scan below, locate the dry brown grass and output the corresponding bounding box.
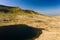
[0,5,60,40]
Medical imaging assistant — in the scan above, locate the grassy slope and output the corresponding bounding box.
[0,5,60,40]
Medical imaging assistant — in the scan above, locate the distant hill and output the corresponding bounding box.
[0,5,44,15]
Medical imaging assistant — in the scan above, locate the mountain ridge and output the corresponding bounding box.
[0,5,44,15]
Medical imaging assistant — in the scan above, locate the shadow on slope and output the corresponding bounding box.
[0,24,44,40]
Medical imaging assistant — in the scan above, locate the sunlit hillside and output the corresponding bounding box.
[0,5,60,40]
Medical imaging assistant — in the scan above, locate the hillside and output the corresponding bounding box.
[0,5,60,40]
[0,5,46,26]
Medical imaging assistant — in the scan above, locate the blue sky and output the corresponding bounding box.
[0,0,60,16]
